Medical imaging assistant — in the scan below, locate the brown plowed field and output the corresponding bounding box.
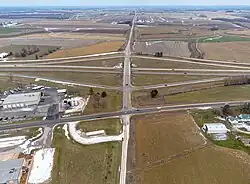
[200,41,250,63]
[47,41,124,58]
[133,112,250,184]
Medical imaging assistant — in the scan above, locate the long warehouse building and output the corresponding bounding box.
[2,92,41,109]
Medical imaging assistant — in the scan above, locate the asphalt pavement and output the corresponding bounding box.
[1,100,249,131]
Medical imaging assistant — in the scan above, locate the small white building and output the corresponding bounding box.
[202,123,230,134]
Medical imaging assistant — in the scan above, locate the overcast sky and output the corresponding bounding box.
[0,0,249,6]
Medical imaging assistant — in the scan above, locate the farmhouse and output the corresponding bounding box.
[202,123,229,134]
[2,92,41,109]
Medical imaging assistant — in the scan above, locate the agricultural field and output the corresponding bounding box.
[226,29,250,36]
[134,41,191,57]
[131,57,239,69]
[200,41,250,63]
[0,45,59,60]
[197,35,250,43]
[0,27,22,35]
[53,57,124,67]
[132,74,217,86]
[25,33,125,41]
[47,41,124,58]
[132,112,250,184]
[15,71,122,87]
[78,119,122,135]
[166,85,250,105]
[0,34,99,50]
[22,19,128,30]
[136,26,214,41]
[132,82,250,107]
[52,127,121,184]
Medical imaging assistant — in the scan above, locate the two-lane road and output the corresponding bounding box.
[0,100,249,132]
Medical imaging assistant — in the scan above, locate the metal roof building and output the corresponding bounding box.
[2,92,41,109]
[202,123,230,134]
[0,158,24,184]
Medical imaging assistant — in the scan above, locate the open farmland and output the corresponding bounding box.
[21,32,125,41]
[132,81,247,107]
[53,57,124,67]
[136,26,214,41]
[52,127,121,184]
[197,35,250,43]
[0,27,22,34]
[78,119,122,135]
[226,29,250,36]
[0,34,99,50]
[134,41,191,57]
[132,112,250,184]
[131,57,237,69]
[22,19,129,30]
[200,41,250,63]
[166,85,250,105]
[47,41,124,58]
[132,74,218,86]
[15,71,122,87]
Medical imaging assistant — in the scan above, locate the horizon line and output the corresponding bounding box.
[0,5,249,7]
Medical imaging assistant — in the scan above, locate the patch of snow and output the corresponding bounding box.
[0,52,8,58]
[203,36,222,42]
[0,136,26,148]
[113,63,123,69]
[196,107,212,110]
[68,122,123,145]
[19,128,43,154]
[28,148,55,184]
[131,63,137,67]
[86,130,105,136]
[64,96,90,114]
[63,124,70,140]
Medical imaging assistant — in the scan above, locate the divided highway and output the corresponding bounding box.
[1,100,249,131]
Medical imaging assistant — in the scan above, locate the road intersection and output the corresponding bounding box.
[2,13,250,184]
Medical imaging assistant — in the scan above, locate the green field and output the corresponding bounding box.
[78,119,122,135]
[167,85,250,104]
[197,36,250,43]
[16,71,122,87]
[0,27,21,34]
[52,127,121,184]
[132,74,217,86]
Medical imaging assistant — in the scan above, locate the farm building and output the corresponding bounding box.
[0,158,24,184]
[202,123,230,134]
[2,92,41,109]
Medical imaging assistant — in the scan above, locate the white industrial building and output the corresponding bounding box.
[2,92,41,109]
[202,123,230,134]
[0,158,24,184]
